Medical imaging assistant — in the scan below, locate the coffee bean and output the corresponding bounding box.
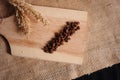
[77,26,80,30]
[66,22,70,25]
[42,21,80,53]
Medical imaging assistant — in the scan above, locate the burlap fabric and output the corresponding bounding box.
[0,0,120,80]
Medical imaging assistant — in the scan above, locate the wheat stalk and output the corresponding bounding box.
[15,7,30,34]
[8,0,47,34]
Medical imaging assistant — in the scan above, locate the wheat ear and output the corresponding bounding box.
[8,0,47,34]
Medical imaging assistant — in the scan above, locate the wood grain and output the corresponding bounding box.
[0,5,88,64]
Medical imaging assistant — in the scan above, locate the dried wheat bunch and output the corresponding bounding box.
[8,0,47,34]
[15,7,30,34]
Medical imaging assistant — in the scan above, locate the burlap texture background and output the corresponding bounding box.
[0,0,120,80]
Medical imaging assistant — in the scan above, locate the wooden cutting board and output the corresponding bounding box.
[0,5,88,64]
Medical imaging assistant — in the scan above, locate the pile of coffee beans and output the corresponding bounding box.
[43,21,80,53]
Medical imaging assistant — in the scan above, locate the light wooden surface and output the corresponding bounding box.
[0,5,87,64]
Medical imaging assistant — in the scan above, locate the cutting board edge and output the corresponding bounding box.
[11,44,83,65]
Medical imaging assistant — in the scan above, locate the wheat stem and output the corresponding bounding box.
[8,0,47,34]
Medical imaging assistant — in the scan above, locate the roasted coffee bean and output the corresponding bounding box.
[64,38,69,42]
[43,47,49,53]
[77,26,80,30]
[42,21,80,53]
[71,22,76,27]
[55,33,59,37]
[49,50,53,53]
[74,21,80,25]
[66,21,71,25]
